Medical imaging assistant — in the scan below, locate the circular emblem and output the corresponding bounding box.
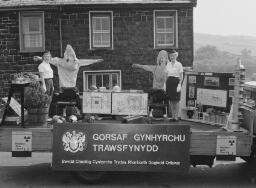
[62,130,87,153]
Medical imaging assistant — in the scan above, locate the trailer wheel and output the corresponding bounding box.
[241,147,256,163]
[72,171,105,183]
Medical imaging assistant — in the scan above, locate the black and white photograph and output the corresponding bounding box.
[0,0,256,187]
[188,75,197,84]
[229,89,235,98]
[229,78,235,86]
[204,76,220,87]
[188,86,195,98]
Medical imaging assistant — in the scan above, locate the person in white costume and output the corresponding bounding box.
[132,50,168,90]
[35,44,103,90]
[34,44,103,116]
[132,50,169,117]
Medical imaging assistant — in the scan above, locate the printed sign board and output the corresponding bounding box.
[197,88,227,108]
[112,92,148,115]
[216,135,236,155]
[2,97,27,117]
[52,123,190,173]
[12,131,32,157]
[82,92,112,114]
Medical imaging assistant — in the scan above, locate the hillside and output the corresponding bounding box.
[193,41,256,80]
[194,33,256,56]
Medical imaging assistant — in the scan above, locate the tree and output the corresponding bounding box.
[241,48,252,57]
[195,45,219,60]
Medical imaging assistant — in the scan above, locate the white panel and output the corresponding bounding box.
[12,131,32,152]
[112,92,148,116]
[197,88,227,108]
[82,91,111,114]
[216,136,236,155]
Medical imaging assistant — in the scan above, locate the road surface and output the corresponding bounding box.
[0,152,256,187]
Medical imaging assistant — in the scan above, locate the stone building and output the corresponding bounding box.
[0,0,197,97]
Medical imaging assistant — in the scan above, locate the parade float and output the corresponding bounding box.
[0,0,255,184]
[0,59,255,182]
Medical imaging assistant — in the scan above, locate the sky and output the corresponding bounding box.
[194,0,256,37]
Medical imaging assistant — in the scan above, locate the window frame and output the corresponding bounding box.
[89,11,114,50]
[19,11,45,53]
[83,70,122,91]
[153,10,178,49]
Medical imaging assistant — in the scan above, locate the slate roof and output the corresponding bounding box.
[0,0,197,8]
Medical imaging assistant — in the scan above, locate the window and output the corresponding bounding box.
[83,70,121,91]
[19,12,44,52]
[19,12,45,52]
[89,11,113,49]
[154,10,178,48]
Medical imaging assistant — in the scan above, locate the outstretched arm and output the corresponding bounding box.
[79,59,103,67]
[132,64,156,73]
[49,57,61,66]
[33,56,60,67]
[33,56,42,62]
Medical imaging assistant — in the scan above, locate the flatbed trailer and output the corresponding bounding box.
[0,111,255,183]
[0,105,255,169]
[1,68,256,182]
[0,118,253,157]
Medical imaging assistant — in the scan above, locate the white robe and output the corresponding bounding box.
[50,58,99,88]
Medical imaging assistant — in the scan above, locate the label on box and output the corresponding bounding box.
[216,136,236,155]
[12,131,32,157]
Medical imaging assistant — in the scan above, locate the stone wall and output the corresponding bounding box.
[0,5,194,98]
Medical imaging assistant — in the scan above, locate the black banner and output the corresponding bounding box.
[52,123,190,173]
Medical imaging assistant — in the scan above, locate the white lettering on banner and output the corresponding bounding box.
[92,133,128,141]
[165,161,181,165]
[92,160,112,165]
[92,144,159,152]
[62,160,74,164]
[127,160,147,165]
[133,134,186,142]
[61,159,182,166]
[90,133,186,152]
[76,160,92,164]
[148,160,165,165]
[114,160,127,165]
[91,133,186,142]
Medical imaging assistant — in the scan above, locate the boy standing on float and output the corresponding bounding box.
[38,50,54,98]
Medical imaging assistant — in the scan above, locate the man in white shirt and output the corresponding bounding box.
[165,50,183,121]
